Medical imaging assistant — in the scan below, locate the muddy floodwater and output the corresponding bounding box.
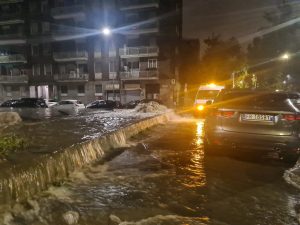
[4,119,300,225]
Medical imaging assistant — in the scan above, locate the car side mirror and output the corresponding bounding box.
[206,100,213,105]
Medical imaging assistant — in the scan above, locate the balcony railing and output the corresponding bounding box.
[0,11,23,24]
[0,0,23,5]
[0,75,28,83]
[0,33,26,44]
[94,51,116,58]
[54,73,88,82]
[0,54,26,63]
[119,0,159,11]
[51,5,85,19]
[121,23,159,35]
[53,51,88,61]
[120,70,158,80]
[28,74,54,84]
[119,46,158,58]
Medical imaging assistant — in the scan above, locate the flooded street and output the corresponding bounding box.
[10,119,300,225]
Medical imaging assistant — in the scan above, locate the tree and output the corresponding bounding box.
[197,34,245,84]
[247,0,300,90]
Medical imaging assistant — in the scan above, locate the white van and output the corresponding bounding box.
[194,84,224,116]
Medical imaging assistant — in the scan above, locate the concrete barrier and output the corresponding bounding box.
[0,113,171,204]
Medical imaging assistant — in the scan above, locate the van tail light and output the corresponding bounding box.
[216,110,235,118]
[283,114,300,121]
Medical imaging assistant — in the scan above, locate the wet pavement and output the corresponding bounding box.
[7,119,300,225]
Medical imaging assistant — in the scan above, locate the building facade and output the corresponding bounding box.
[0,0,182,106]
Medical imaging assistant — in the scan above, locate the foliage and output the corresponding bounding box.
[234,68,257,89]
[0,135,28,157]
[198,34,246,84]
[247,0,300,89]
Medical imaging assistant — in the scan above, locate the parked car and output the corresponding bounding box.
[86,100,120,109]
[54,100,85,111]
[1,98,47,108]
[46,99,58,107]
[203,89,300,161]
[1,99,20,107]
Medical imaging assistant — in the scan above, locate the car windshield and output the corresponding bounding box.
[217,92,299,111]
[196,90,220,99]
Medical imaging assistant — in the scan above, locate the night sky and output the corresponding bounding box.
[183,0,289,45]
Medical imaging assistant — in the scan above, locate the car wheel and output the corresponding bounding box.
[203,138,218,155]
[280,152,299,164]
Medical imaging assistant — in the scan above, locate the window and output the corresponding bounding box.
[44,64,52,76]
[33,64,40,76]
[94,62,101,73]
[30,1,38,13]
[42,43,51,55]
[6,86,11,97]
[148,59,157,68]
[42,22,50,34]
[61,86,68,94]
[32,44,39,56]
[41,1,48,12]
[109,60,117,73]
[11,86,19,92]
[95,85,102,93]
[31,22,38,35]
[77,85,85,94]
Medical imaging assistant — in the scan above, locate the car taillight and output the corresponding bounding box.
[283,114,300,121]
[216,110,235,118]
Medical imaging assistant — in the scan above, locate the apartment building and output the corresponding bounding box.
[0,0,182,106]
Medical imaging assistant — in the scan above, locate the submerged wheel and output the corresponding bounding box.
[203,138,218,155]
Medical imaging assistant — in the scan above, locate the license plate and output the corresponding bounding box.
[241,114,274,122]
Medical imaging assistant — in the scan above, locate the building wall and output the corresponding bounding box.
[0,0,182,106]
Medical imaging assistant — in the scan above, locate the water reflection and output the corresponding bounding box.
[195,120,204,147]
[181,120,206,188]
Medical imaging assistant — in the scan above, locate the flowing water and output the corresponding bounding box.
[3,119,299,225]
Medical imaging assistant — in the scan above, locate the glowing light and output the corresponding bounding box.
[197,105,204,111]
[280,53,290,60]
[102,27,111,36]
[208,83,217,88]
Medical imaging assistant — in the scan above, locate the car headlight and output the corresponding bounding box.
[197,105,204,111]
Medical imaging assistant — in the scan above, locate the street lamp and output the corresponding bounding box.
[101,27,111,36]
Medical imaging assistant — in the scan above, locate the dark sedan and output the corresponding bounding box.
[86,100,120,109]
[204,90,300,161]
[1,98,47,108]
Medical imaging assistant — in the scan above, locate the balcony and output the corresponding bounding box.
[29,75,54,84]
[0,33,26,45]
[52,25,86,40]
[120,46,158,58]
[0,54,26,63]
[0,0,23,5]
[121,23,159,35]
[0,12,23,25]
[119,0,159,11]
[54,73,89,82]
[120,70,158,80]
[0,75,28,84]
[94,50,116,58]
[51,5,85,19]
[53,51,88,62]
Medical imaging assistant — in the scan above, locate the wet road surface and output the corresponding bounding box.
[7,119,300,225]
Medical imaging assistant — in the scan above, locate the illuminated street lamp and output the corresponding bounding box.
[101,27,111,36]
